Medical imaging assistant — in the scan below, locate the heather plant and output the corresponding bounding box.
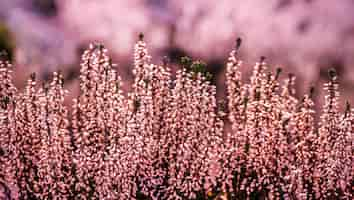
[36,71,72,199]
[131,34,172,199]
[71,43,130,199]
[11,72,41,199]
[313,70,353,199]
[0,35,353,200]
[0,51,17,200]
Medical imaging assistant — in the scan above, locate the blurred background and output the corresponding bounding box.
[0,0,353,111]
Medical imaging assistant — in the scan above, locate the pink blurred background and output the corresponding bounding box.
[0,0,353,110]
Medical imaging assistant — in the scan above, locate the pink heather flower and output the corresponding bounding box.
[162,68,222,199]
[72,43,133,199]
[0,37,352,200]
[290,88,317,199]
[0,52,18,200]
[9,73,42,199]
[314,70,353,199]
[36,72,72,199]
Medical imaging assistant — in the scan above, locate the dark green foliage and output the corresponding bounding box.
[180,56,193,69]
[180,56,213,82]
[0,23,15,62]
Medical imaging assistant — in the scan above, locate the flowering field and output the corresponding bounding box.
[0,35,352,200]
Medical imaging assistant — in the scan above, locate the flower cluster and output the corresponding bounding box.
[221,40,353,199]
[0,36,352,200]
